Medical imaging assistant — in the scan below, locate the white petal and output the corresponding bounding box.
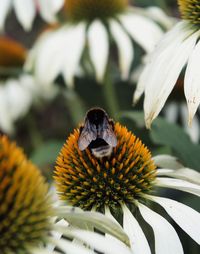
[138,202,183,254]
[51,238,94,254]
[156,177,200,197]
[13,0,35,31]
[109,19,134,80]
[0,86,13,133]
[0,0,11,30]
[34,29,67,85]
[38,0,64,23]
[57,207,129,245]
[163,102,179,123]
[148,195,200,244]
[62,23,86,87]
[119,13,163,53]
[134,22,190,104]
[184,37,200,125]
[5,79,32,120]
[145,6,174,29]
[122,204,151,254]
[153,154,183,169]
[144,30,198,128]
[157,168,200,185]
[180,103,200,143]
[88,20,109,82]
[66,229,132,254]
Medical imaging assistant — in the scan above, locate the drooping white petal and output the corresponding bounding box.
[156,177,200,197]
[34,29,67,85]
[0,86,13,134]
[50,238,95,254]
[144,30,198,128]
[180,103,200,143]
[38,0,64,23]
[62,23,86,87]
[13,0,35,31]
[119,13,163,53]
[122,204,151,254]
[0,0,11,30]
[163,102,179,123]
[184,38,200,125]
[145,6,175,29]
[157,168,200,185]
[5,79,32,120]
[65,229,133,254]
[109,19,134,80]
[57,207,129,245]
[88,20,109,82]
[153,154,183,169]
[138,202,183,254]
[148,195,200,244]
[134,22,191,104]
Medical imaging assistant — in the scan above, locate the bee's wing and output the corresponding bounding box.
[78,120,97,151]
[99,118,117,147]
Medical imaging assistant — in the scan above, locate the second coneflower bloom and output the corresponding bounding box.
[26,0,171,87]
[55,108,200,254]
[134,0,200,128]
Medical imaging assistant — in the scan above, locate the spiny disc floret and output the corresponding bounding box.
[0,136,53,253]
[55,123,156,210]
[178,0,200,25]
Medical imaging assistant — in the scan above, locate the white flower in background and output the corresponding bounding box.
[0,36,57,134]
[0,0,64,31]
[55,120,200,254]
[26,0,172,88]
[134,0,200,128]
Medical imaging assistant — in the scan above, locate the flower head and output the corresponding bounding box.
[26,1,170,87]
[0,135,53,253]
[0,0,64,31]
[55,122,156,210]
[55,109,200,253]
[134,0,200,128]
[65,0,128,22]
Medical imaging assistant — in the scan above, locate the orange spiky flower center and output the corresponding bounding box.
[0,136,53,253]
[178,0,200,25]
[64,0,128,22]
[55,123,156,210]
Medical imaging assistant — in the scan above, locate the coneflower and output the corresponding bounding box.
[55,109,200,254]
[134,0,200,128]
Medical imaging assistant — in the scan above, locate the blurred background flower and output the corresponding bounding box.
[25,0,170,88]
[0,0,64,31]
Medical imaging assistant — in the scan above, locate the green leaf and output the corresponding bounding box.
[120,111,200,170]
[151,118,200,170]
[31,140,63,167]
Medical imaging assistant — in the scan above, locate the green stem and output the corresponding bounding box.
[64,88,86,126]
[102,68,119,120]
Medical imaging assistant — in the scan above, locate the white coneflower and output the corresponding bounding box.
[0,0,64,31]
[0,36,57,134]
[25,0,171,87]
[0,135,131,254]
[54,110,200,254]
[134,0,200,128]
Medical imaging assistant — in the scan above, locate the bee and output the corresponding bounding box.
[78,107,117,158]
